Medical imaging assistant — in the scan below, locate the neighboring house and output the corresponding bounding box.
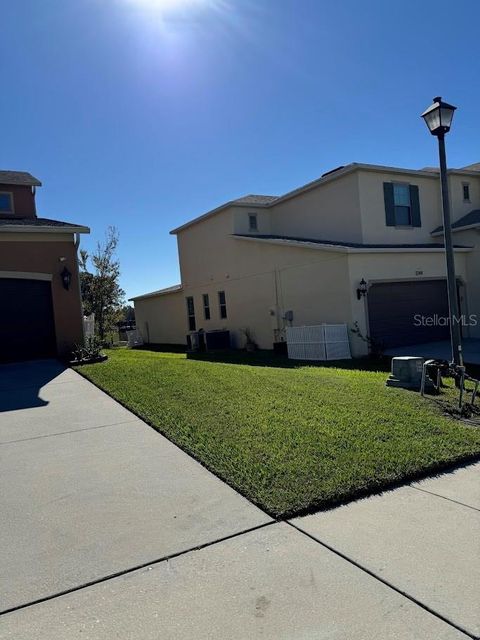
[131,162,480,357]
[0,171,90,361]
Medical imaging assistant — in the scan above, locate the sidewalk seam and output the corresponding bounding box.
[409,485,480,513]
[286,520,476,640]
[0,520,276,617]
[0,419,140,446]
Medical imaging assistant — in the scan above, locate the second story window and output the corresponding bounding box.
[202,293,210,320]
[463,183,470,202]
[218,291,227,319]
[186,296,196,331]
[383,182,421,227]
[0,192,13,214]
[248,213,258,231]
[393,183,412,225]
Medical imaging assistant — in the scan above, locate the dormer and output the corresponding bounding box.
[0,170,41,219]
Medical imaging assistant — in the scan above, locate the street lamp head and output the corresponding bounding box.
[421,96,456,137]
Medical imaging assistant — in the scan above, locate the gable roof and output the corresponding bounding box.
[170,161,480,235]
[0,217,89,233]
[170,194,278,234]
[431,209,480,235]
[234,233,472,253]
[0,171,42,187]
[232,195,278,205]
[461,163,480,171]
[129,284,183,302]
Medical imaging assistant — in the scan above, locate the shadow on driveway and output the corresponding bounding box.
[0,359,67,411]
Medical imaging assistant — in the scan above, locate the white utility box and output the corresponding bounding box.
[386,356,424,389]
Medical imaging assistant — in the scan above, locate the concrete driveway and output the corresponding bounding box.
[1,359,478,639]
[384,338,480,364]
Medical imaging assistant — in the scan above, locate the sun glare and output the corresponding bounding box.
[126,0,209,14]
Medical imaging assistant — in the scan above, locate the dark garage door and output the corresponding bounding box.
[368,280,450,348]
[0,278,56,362]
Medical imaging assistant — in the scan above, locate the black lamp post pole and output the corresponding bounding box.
[437,133,463,366]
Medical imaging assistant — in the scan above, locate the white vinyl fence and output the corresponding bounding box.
[126,329,144,347]
[83,314,95,338]
[286,324,351,361]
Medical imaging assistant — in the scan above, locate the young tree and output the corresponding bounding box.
[79,226,125,341]
[120,304,135,323]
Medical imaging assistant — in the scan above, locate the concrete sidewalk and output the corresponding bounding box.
[0,360,270,612]
[1,360,478,638]
[292,463,480,638]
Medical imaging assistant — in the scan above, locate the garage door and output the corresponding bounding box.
[367,280,450,348]
[0,278,56,362]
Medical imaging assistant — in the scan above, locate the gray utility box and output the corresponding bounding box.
[386,356,425,390]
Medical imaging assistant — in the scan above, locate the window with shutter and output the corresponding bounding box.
[384,183,421,227]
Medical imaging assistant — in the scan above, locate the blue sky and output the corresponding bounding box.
[1,0,479,300]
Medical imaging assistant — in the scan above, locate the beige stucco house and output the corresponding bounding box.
[131,162,480,357]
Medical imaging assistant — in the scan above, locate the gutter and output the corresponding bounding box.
[74,232,86,345]
[234,235,473,253]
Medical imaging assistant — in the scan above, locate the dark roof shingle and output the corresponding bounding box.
[0,171,41,187]
[232,194,278,205]
[234,233,470,250]
[432,209,480,234]
[0,217,89,231]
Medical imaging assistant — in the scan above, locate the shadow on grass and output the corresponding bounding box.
[283,452,480,519]
[134,343,188,354]
[186,349,392,372]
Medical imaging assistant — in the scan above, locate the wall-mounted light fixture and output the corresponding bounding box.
[356,278,368,300]
[61,266,72,291]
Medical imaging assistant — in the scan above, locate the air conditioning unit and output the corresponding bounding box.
[205,330,230,350]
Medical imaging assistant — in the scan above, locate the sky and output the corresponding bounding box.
[1,0,479,300]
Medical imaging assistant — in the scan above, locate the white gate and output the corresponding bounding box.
[126,329,144,347]
[83,314,95,338]
[286,324,351,361]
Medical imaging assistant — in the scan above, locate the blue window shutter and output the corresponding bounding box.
[410,185,421,227]
[383,182,395,226]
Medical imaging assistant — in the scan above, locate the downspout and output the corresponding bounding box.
[74,232,86,345]
[273,267,282,341]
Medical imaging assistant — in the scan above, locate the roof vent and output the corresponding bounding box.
[321,165,345,178]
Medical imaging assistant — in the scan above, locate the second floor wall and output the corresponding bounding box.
[358,168,480,244]
[0,184,37,218]
[175,163,480,288]
[268,170,363,243]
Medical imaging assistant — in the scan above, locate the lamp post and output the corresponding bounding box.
[421,96,463,366]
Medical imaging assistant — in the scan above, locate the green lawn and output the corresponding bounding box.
[76,348,480,517]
